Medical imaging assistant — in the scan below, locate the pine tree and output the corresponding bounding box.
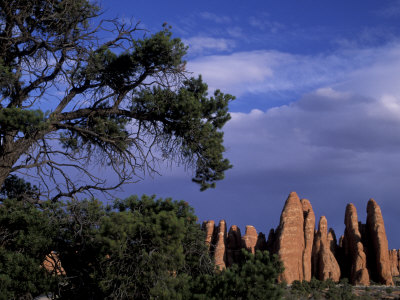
[0,0,234,201]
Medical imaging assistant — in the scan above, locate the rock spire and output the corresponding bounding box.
[203,192,396,286]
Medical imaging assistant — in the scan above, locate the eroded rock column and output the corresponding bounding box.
[366,199,393,285]
[343,204,370,285]
[301,199,315,281]
[214,220,227,270]
[202,220,215,250]
[242,225,258,254]
[317,216,341,282]
[389,249,399,277]
[275,191,305,283]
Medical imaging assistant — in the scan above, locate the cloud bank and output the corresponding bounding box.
[188,43,400,100]
[122,41,400,248]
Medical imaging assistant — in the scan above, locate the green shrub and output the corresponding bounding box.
[191,249,284,300]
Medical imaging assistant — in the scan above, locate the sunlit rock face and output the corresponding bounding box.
[315,216,341,282]
[389,249,399,277]
[203,192,397,286]
[242,225,258,254]
[202,220,215,250]
[43,251,66,276]
[301,199,315,282]
[274,192,305,283]
[214,220,227,270]
[366,199,393,285]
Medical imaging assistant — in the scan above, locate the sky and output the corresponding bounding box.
[98,0,400,248]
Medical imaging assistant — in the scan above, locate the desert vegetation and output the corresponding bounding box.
[0,176,285,299]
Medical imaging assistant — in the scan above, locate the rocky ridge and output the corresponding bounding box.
[202,192,398,286]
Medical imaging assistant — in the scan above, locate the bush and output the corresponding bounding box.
[191,249,284,300]
[0,192,215,299]
[289,278,356,300]
[52,195,214,299]
[0,199,58,299]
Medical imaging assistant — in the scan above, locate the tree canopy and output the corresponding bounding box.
[0,0,234,201]
[0,185,215,299]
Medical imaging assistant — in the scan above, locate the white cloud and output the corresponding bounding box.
[189,51,277,94]
[248,16,284,33]
[224,87,400,178]
[217,41,400,174]
[183,36,235,54]
[188,50,346,96]
[188,42,400,101]
[337,44,400,99]
[199,12,232,24]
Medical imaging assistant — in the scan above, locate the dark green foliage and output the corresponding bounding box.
[59,112,130,152]
[0,191,214,299]
[0,174,39,201]
[0,198,58,299]
[96,27,188,91]
[93,195,213,299]
[46,195,213,299]
[132,76,232,190]
[191,249,284,300]
[51,198,107,299]
[288,278,357,300]
[0,108,48,137]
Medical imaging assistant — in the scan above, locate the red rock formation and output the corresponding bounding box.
[214,220,227,270]
[389,249,399,277]
[397,249,400,276]
[242,225,258,254]
[301,199,315,281]
[202,194,399,286]
[226,225,242,266]
[343,204,370,285]
[397,249,400,277]
[202,220,215,250]
[366,199,393,285]
[275,192,305,283]
[316,216,341,282]
[43,251,66,276]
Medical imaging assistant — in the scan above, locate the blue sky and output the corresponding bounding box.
[98,0,400,248]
